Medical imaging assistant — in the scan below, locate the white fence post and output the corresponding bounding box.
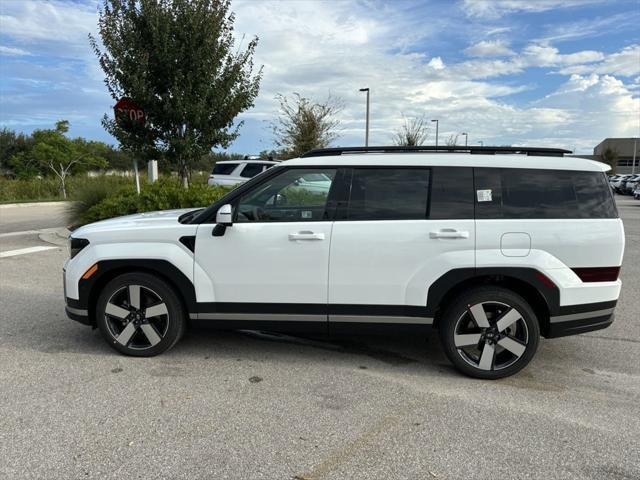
[148,160,158,183]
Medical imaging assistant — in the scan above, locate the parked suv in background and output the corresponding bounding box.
[611,174,632,193]
[208,157,279,187]
[64,146,624,379]
[621,174,640,195]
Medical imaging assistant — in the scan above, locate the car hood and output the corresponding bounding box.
[72,208,199,237]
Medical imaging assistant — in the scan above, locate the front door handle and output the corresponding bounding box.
[289,231,325,241]
[429,229,469,239]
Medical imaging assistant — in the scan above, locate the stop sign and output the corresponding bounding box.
[114,98,146,125]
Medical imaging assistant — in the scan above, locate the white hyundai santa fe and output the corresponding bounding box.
[64,146,625,379]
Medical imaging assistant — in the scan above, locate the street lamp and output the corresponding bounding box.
[461,132,468,147]
[431,119,439,149]
[359,88,370,147]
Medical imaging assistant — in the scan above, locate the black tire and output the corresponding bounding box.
[439,286,540,379]
[96,272,186,357]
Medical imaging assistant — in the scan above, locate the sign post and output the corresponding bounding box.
[114,98,146,194]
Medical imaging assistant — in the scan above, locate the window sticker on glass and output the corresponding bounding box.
[477,189,493,202]
[301,210,313,219]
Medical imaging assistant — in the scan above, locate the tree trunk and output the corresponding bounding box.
[180,157,190,189]
[60,175,67,199]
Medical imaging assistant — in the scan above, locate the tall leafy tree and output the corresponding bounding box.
[271,93,343,158]
[90,0,262,186]
[25,121,107,198]
[0,128,35,177]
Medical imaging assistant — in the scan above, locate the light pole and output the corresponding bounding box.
[633,137,638,175]
[431,119,439,149]
[359,88,370,147]
[478,141,484,147]
[462,132,468,147]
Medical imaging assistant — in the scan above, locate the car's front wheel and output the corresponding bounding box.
[439,286,540,379]
[96,272,186,356]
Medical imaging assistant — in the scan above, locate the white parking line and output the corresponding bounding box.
[0,246,58,258]
[0,230,43,238]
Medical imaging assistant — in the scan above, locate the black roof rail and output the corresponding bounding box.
[301,145,572,158]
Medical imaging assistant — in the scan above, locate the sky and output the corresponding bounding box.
[0,0,639,154]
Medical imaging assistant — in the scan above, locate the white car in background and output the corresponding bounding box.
[208,158,279,187]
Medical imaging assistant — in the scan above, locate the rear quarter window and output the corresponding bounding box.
[474,168,617,219]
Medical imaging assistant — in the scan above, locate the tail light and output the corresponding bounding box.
[571,267,620,282]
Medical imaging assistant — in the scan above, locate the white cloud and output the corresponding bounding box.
[536,74,640,146]
[462,0,604,18]
[0,0,636,154]
[464,40,515,57]
[534,12,640,44]
[557,45,640,77]
[427,57,445,70]
[523,44,604,66]
[0,0,97,47]
[0,45,31,56]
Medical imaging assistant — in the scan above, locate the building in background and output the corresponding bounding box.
[593,138,639,174]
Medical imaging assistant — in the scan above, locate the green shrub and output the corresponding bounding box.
[67,177,131,226]
[79,178,231,225]
[0,174,135,203]
[0,176,61,202]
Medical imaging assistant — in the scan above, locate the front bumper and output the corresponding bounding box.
[65,303,91,326]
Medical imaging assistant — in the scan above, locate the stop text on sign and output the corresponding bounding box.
[114,98,146,125]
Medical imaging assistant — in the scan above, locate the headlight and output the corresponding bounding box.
[69,237,90,259]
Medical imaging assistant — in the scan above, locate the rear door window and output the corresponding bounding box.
[212,163,240,175]
[347,168,430,220]
[429,167,474,219]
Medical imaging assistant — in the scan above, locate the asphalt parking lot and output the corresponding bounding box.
[1,199,639,480]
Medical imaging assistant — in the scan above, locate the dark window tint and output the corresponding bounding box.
[475,168,617,219]
[240,163,264,178]
[212,163,239,175]
[348,168,430,220]
[429,167,474,219]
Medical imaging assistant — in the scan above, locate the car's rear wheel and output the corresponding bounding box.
[439,286,539,379]
[96,272,186,356]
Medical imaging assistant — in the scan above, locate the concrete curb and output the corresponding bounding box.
[38,227,70,247]
[0,201,70,209]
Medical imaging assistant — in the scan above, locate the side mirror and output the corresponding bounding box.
[216,204,233,226]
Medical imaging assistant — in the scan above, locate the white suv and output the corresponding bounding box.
[208,159,278,187]
[64,146,624,379]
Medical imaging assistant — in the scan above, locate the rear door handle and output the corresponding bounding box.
[289,231,325,241]
[429,229,469,239]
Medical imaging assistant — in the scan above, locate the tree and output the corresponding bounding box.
[90,0,262,186]
[271,93,343,158]
[445,134,460,147]
[0,128,35,177]
[392,114,429,146]
[28,121,107,198]
[601,147,618,174]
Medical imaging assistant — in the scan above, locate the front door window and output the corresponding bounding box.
[236,168,336,222]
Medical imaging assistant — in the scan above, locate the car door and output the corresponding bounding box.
[193,167,339,326]
[328,167,476,327]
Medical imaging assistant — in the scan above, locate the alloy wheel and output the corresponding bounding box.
[454,301,529,371]
[103,284,169,350]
